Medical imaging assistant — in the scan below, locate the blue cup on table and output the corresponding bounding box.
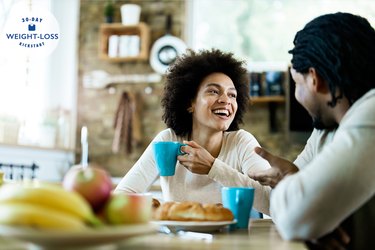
[153,141,186,176]
[222,187,255,229]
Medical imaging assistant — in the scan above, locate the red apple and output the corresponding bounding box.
[104,192,152,225]
[62,165,113,212]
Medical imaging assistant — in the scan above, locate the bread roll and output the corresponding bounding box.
[153,201,175,220]
[203,204,234,221]
[167,201,206,221]
[153,201,234,221]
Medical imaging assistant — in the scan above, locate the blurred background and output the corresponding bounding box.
[0,0,374,182]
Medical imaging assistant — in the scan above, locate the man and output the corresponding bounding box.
[249,12,375,250]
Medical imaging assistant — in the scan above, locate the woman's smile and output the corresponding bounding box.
[191,72,237,131]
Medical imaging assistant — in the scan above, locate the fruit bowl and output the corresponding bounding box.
[0,223,158,250]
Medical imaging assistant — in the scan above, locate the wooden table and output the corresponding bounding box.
[0,219,307,250]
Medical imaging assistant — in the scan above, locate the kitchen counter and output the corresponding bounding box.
[0,219,307,250]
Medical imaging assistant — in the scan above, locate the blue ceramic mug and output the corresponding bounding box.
[153,141,186,176]
[221,187,255,229]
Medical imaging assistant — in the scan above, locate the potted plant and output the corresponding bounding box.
[104,1,115,23]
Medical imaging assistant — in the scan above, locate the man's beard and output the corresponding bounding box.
[312,117,338,130]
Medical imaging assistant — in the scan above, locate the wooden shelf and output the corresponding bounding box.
[249,95,286,133]
[250,95,285,104]
[99,22,150,62]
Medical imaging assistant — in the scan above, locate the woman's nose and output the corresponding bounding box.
[218,93,230,103]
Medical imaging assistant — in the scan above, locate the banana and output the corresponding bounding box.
[0,181,101,226]
[0,171,4,186]
[0,203,85,230]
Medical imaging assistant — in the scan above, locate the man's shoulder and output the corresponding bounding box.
[341,90,375,127]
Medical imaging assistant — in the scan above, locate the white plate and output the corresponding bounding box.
[0,223,158,249]
[151,220,236,233]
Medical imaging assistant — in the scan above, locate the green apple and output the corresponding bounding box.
[104,192,152,225]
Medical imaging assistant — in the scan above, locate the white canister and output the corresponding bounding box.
[121,4,141,25]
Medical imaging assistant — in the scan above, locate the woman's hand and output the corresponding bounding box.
[177,140,215,175]
[248,147,299,188]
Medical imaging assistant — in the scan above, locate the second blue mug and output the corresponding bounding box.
[222,187,255,229]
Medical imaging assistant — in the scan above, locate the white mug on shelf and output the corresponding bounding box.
[121,4,141,25]
[108,35,119,57]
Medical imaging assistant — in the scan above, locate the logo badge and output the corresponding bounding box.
[1,3,60,58]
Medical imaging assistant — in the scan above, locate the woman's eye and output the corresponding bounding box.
[229,93,237,98]
[208,89,219,94]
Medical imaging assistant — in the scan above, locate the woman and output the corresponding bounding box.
[115,49,271,215]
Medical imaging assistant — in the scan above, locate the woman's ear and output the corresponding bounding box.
[188,100,195,113]
[187,107,194,113]
[309,68,329,94]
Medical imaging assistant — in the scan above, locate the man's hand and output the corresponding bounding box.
[177,140,215,175]
[248,147,299,188]
[305,226,350,250]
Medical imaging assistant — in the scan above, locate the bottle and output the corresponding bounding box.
[250,73,262,97]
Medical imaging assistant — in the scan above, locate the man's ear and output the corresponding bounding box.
[309,68,329,94]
